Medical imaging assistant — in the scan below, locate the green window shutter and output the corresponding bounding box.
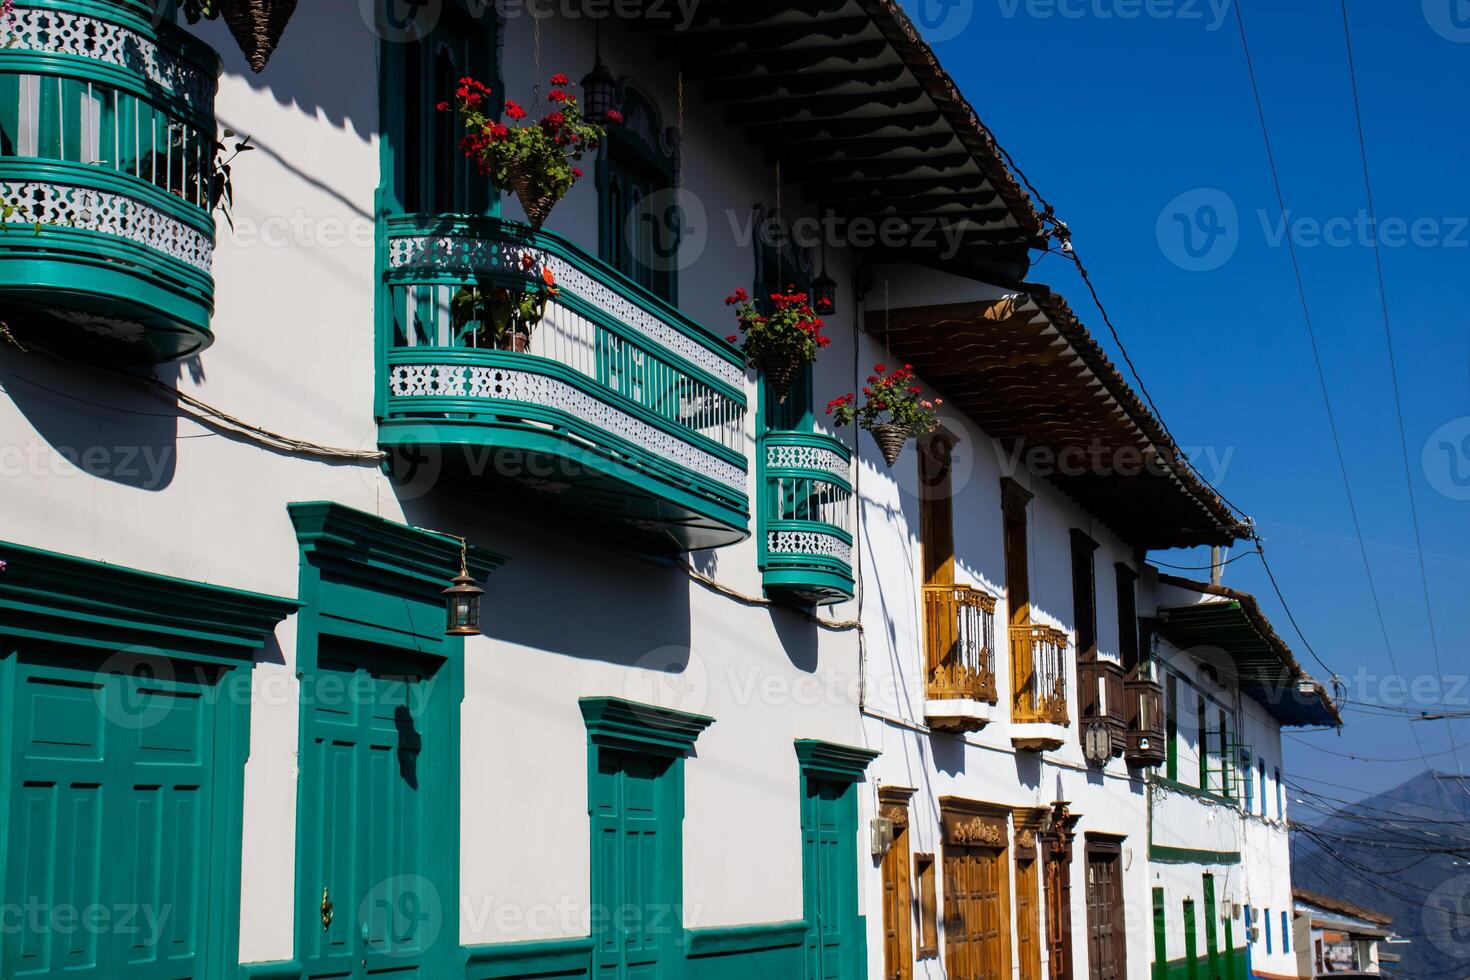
[1152,887,1168,980]
[1166,674,1179,782]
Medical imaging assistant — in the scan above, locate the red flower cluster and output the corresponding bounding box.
[550,73,570,86]
[605,110,625,124]
[723,284,831,363]
[825,393,856,415]
[453,76,491,108]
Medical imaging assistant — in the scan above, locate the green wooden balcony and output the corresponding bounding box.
[0,0,219,361]
[759,430,854,605]
[378,215,749,553]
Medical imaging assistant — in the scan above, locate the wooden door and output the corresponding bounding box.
[943,845,1010,980]
[300,641,443,980]
[1043,841,1074,980]
[3,651,225,979]
[880,798,914,980]
[1085,846,1127,980]
[591,750,677,980]
[1016,854,1043,980]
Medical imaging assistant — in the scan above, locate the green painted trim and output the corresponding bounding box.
[1149,845,1241,865]
[794,738,879,784]
[289,501,479,978]
[1154,776,1240,808]
[684,921,807,957]
[464,936,594,978]
[288,500,507,601]
[239,960,303,979]
[0,538,299,660]
[382,214,743,372]
[0,541,265,978]
[580,696,714,757]
[376,420,750,551]
[383,345,746,473]
[755,429,854,606]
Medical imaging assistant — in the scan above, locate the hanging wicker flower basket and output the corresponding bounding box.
[217,0,299,74]
[509,173,557,231]
[759,351,802,404]
[871,423,910,468]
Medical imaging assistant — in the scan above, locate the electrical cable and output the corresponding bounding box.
[1231,0,1443,787]
[1337,0,1465,788]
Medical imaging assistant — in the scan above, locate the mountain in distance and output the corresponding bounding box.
[1290,770,1470,980]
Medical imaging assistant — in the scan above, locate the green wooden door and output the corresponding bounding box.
[1202,876,1219,980]
[1183,899,1198,980]
[591,750,677,980]
[802,777,855,980]
[299,641,445,980]
[1152,888,1168,980]
[3,651,225,979]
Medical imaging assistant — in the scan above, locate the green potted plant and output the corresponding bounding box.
[450,254,560,352]
[724,286,831,403]
[444,74,612,230]
[827,363,941,467]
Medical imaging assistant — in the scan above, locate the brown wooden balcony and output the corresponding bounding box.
[923,584,998,733]
[1079,658,1128,757]
[1124,676,1166,767]
[1010,624,1070,750]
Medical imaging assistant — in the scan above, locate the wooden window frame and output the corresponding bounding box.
[915,853,939,960]
[1070,530,1099,661]
[880,787,917,980]
[1114,563,1139,676]
[1001,478,1034,627]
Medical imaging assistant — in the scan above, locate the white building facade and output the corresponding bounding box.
[0,3,1337,980]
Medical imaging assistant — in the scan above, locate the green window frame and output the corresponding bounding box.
[381,3,498,218]
[0,540,297,978]
[596,84,679,304]
[285,502,506,980]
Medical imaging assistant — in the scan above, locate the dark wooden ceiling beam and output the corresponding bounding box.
[768,133,956,164]
[724,87,924,125]
[671,0,853,31]
[674,40,890,81]
[652,18,872,59]
[783,153,973,183]
[748,111,942,143]
[705,63,907,102]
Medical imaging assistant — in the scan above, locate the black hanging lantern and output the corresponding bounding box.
[811,238,837,316]
[581,24,621,125]
[811,269,838,316]
[443,552,485,637]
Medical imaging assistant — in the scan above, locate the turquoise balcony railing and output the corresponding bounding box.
[378,214,749,553]
[759,430,854,605]
[0,0,219,361]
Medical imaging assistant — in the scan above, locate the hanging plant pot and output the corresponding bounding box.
[217,0,300,74]
[758,351,802,404]
[509,173,557,231]
[871,423,910,467]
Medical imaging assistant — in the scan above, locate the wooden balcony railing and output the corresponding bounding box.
[1010,625,1070,725]
[1124,676,1166,767]
[924,585,998,704]
[1079,659,1127,755]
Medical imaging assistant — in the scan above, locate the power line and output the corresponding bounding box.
[1337,0,1464,786]
[1231,0,1444,787]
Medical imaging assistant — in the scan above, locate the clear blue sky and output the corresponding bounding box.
[903,0,1470,803]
